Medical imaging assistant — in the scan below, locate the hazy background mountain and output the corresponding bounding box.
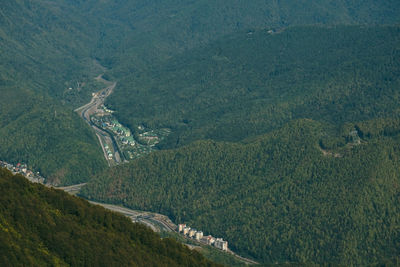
[87,0,400,69]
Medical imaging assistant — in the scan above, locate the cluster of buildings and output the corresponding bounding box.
[102,105,114,114]
[91,110,171,162]
[99,118,136,147]
[0,161,45,184]
[138,131,160,146]
[104,144,113,160]
[104,120,131,137]
[178,224,228,251]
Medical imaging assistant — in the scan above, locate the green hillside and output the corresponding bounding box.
[2,1,400,264]
[0,0,99,99]
[106,25,400,148]
[81,118,400,265]
[1,0,400,185]
[86,0,400,70]
[0,167,219,266]
[0,90,106,185]
[0,0,108,185]
[81,24,400,265]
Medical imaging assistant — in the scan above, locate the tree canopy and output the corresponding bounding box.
[0,168,219,266]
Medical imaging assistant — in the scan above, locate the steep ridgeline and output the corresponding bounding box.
[0,0,108,185]
[106,25,400,149]
[81,118,400,265]
[0,168,219,266]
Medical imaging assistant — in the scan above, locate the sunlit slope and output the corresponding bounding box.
[82,118,400,265]
[0,168,219,266]
[83,25,400,265]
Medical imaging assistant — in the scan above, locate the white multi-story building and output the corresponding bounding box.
[214,238,228,251]
[201,235,215,245]
[189,229,197,238]
[183,227,191,235]
[195,231,203,240]
[178,224,186,232]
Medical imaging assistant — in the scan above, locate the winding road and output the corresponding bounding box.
[74,77,121,166]
[70,74,259,265]
[87,201,176,233]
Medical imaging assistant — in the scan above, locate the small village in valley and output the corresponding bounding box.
[91,104,171,161]
[0,78,257,266]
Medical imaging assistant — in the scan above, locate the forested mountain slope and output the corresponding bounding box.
[2,0,400,265]
[0,91,106,185]
[82,23,400,265]
[0,0,108,185]
[1,0,400,185]
[84,0,400,70]
[106,25,400,148]
[0,168,218,266]
[0,0,98,98]
[82,119,400,265]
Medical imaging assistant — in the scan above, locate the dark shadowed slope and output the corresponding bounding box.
[106,25,400,148]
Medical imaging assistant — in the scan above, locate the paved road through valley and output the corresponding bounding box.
[74,77,121,166]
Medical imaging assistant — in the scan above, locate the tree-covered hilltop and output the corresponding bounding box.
[106,25,400,148]
[4,0,398,101]
[81,118,400,265]
[0,167,219,267]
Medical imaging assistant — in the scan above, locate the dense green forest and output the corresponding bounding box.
[0,90,106,185]
[82,118,400,265]
[1,0,400,185]
[0,168,219,266]
[2,1,400,265]
[84,0,400,71]
[0,1,109,184]
[106,25,400,148]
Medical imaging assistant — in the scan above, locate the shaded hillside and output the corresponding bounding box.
[0,0,108,185]
[86,0,400,70]
[0,168,219,266]
[106,25,400,148]
[82,119,400,265]
[0,0,99,99]
[0,89,106,185]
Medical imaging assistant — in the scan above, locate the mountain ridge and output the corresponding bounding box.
[0,167,220,266]
[81,118,400,264]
